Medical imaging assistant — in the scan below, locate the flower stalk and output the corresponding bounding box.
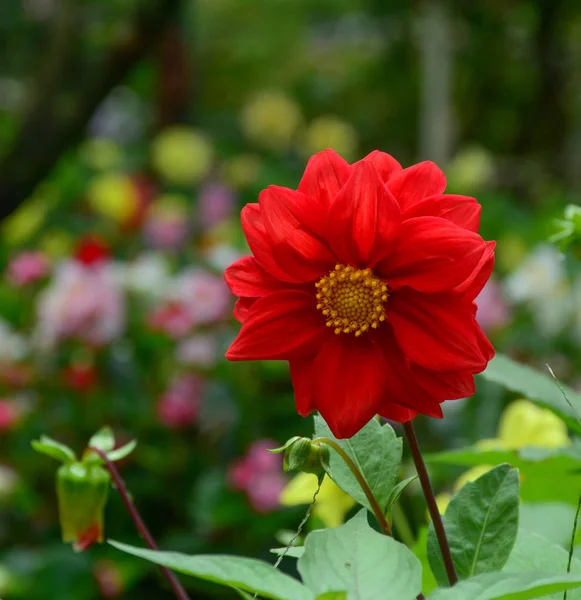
[89,447,191,600]
[402,422,458,586]
[313,437,392,536]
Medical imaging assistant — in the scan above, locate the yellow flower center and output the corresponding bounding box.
[315,264,388,336]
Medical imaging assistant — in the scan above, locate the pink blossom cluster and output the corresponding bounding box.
[228,439,287,513]
[35,261,125,348]
[148,268,231,338]
[156,374,204,429]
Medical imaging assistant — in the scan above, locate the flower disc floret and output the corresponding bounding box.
[316,265,388,336]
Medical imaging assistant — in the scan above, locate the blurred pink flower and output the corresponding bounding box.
[7,252,49,286]
[143,210,189,250]
[228,439,286,513]
[150,269,231,338]
[475,278,512,333]
[173,269,231,325]
[0,400,20,432]
[198,183,236,229]
[175,333,219,367]
[148,301,194,339]
[156,374,204,429]
[36,261,125,349]
[93,560,124,598]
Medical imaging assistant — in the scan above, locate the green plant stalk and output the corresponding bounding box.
[313,437,392,536]
[89,447,191,600]
[391,501,415,548]
[402,422,458,586]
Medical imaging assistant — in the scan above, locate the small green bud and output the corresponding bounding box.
[56,462,111,552]
[282,438,330,478]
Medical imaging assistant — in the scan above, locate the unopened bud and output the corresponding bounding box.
[282,438,330,478]
[57,462,111,552]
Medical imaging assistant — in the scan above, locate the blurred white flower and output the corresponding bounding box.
[0,319,28,364]
[169,268,231,326]
[117,253,172,301]
[504,244,566,302]
[35,261,125,349]
[176,334,219,368]
[203,244,244,272]
[503,244,572,335]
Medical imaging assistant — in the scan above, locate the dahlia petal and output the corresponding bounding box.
[225,256,291,298]
[389,288,490,372]
[327,160,401,266]
[387,161,446,210]
[226,291,329,360]
[381,216,487,293]
[233,297,257,323]
[411,364,476,400]
[289,359,316,416]
[355,150,402,182]
[377,332,443,418]
[241,204,298,283]
[267,185,328,238]
[314,336,386,439]
[455,241,496,299]
[259,187,336,281]
[402,194,481,232]
[298,149,351,207]
[380,404,418,423]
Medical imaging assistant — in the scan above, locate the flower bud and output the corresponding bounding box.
[56,462,111,552]
[282,438,330,479]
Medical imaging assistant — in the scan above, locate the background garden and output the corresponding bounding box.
[1,0,581,598]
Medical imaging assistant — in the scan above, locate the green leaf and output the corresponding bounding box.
[504,529,581,599]
[313,415,402,514]
[106,440,137,462]
[316,594,347,600]
[297,509,422,600]
[88,427,115,452]
[413,527,439,596]
[31,436,76,464]
[386,476,418,512]
[426,445,581,506]
[426,572,581,600]
[109,541,312,600]
[479,354,581,432]
[519,503,576,546]
[428,465,520,585]
[270,547,305,558]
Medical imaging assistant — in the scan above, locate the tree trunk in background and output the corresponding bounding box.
[416,1,454,165]
[0,0,182,223]
[513,0,567,179]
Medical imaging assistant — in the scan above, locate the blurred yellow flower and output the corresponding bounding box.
[223,154,262,189]
[446,146,494,193]
[434,399,569,516]
[280,473,355,528]
[2,191,49,245]
[241,90,302,150]
[38,230,75,259]
[301,116,359,162]
[82,138,123,171]
[87,174,139,224]
[496,398,570,449]
[150,193,190,217]
[151,127,213,185]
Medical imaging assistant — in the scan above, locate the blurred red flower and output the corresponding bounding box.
[225,150,495,438]
[74,235,110,266]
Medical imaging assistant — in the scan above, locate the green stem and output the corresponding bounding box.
[313,437,392,536]
[391,501,415,549]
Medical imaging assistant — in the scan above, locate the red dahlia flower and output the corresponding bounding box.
[225,150,495,438]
